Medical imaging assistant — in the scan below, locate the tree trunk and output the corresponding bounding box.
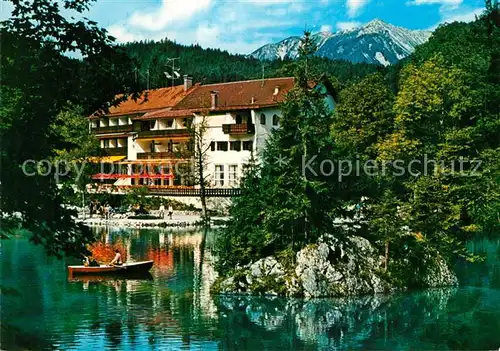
[384,240,389,272]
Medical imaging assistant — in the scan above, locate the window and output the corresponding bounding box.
[242,141,253,151]
[210,142,215,151]
[215,165,225,186]
[217,141,228,151]
[118,138,127,148]
[260,113,266,125]
[235,114,243,124]
[182,117,192,128]
[102,139,110,148]
[166,119,173,128]
[228,165,238,186]
[272,114,279,126]
[230,141,241,151]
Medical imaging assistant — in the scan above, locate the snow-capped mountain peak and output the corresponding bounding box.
[250,19,432,66]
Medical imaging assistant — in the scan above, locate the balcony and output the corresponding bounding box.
[104,147,128,156]
[92,125,133,134]
[137,151,192,160]
[222,123,255,135]
[137,129,191,139]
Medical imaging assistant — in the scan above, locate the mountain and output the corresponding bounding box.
[250,19,432,66]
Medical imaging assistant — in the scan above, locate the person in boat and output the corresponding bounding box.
[109,250,123,266]
[83,255,100,267]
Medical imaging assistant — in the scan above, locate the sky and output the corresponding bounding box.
[0,0,487,54]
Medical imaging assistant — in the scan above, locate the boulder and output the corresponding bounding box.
[215,234,458,297]
[295,235,392,297]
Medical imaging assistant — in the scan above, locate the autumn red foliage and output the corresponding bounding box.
[88,242,127,264]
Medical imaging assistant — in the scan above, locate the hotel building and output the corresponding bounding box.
[89,75,336,198]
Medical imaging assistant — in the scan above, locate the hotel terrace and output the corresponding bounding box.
[89,75,336,198]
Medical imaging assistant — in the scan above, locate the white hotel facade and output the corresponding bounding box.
[89,75,336,196]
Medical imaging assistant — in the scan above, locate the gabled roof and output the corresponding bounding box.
[91,85,193,118]
[138,77,296,120]
[173,77,295,111]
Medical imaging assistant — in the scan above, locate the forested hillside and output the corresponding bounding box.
[215,4,500,295]
[121,39,381,88]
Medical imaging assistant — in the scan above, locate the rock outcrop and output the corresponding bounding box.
[215,234,458,297]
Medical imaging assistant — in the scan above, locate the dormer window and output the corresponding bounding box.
[260,113,266,125]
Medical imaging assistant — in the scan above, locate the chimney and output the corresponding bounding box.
[183,75,193,92]
[251,96,255,104]
[211,91,218,109]
[273,86,280,95]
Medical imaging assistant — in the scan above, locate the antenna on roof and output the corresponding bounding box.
[165,57,180,87]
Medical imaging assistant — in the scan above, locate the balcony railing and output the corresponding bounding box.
[137,129,190,139]
[137,151,192,159]
[104,147,128,156]
[92,125,133,134]
[90,185,241,197]
[222,123,255,135]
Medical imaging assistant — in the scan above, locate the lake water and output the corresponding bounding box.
[1,228,499,350]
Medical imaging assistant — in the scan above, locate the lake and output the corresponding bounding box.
[1,228,499,350]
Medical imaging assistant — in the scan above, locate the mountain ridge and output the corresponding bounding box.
[250,19,432,66]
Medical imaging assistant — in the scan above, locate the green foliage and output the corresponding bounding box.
[121,39,380,89]
[332,72,395,157]
[0,0,138,257]
[216,33,345,271]
[217,10,500,288]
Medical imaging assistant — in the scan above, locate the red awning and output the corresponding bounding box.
[92,173,174,180]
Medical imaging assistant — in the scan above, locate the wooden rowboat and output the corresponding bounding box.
[67,260,154,276]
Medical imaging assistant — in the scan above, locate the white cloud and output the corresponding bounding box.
[104,0,303,54]
[428,7,484,29]
[346,0,370,17]
[440,7,483,22]
[408,0,463,11]
[244,0,293,6]
[336,21,361,31]
[320,24,332,32]
[409,0,462,5]
[195,24,221,47]
[129,0,212,32]
[108,24,144,43]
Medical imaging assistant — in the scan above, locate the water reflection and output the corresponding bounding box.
[1,229,499,350]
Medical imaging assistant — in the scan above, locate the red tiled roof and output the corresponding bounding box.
[174,77,295,110]
[91,85,192,118]
[137,77,296,120]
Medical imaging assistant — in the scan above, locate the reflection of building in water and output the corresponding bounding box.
[192,234,219,320]
[171,232,203,247]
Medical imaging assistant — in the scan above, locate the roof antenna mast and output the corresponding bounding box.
[164,57,180,87]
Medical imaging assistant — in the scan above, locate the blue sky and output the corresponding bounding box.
[1,0,486,54]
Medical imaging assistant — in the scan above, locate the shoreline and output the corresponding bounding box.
[76,214,229,229]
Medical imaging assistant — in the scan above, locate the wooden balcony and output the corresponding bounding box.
[104,147,128,156]
[137,129,190,139]
[92,125,133,134]
[222,123,255,135]
[137,151,192,159]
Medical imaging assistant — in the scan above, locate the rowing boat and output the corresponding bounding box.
[67,260,154,275]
